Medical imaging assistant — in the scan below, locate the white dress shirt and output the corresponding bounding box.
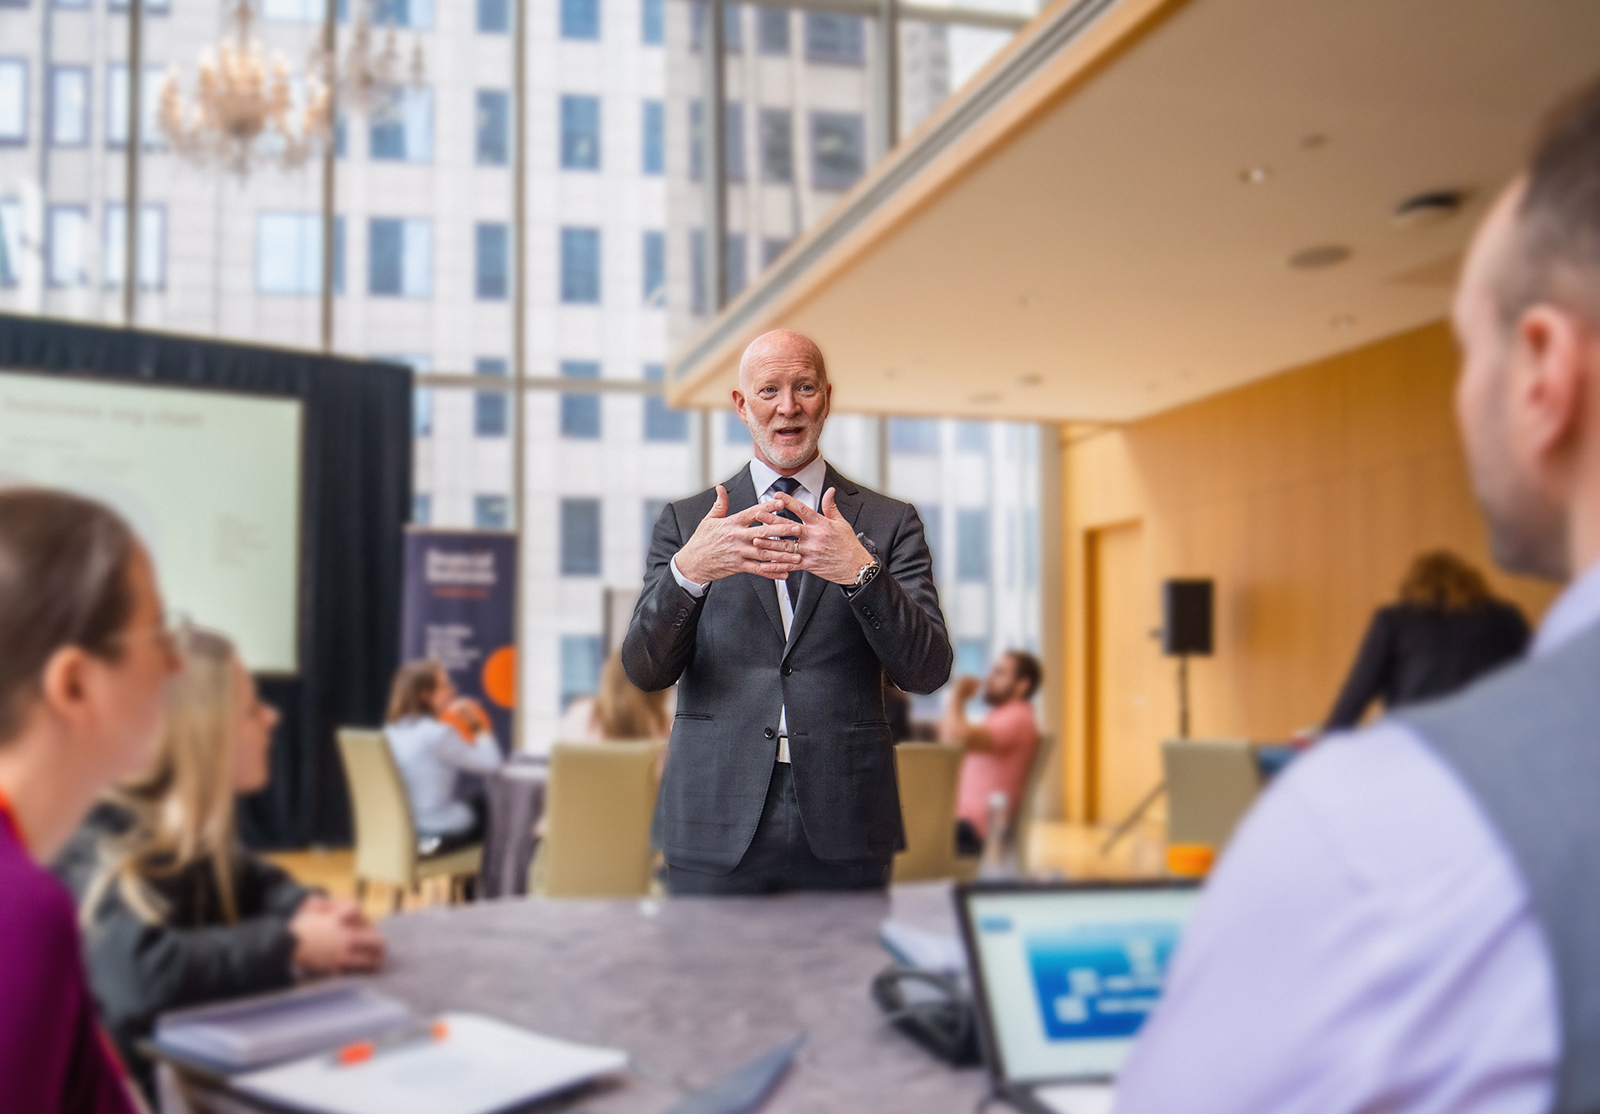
[1114,563,1600,1114]
[384,715,503,836]
[670,456,830,762]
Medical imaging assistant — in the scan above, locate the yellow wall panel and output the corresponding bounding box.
[1058,320,1559,821]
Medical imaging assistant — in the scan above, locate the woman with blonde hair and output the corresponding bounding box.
[558,651,671,742]
[1325,550,1531,730]
[56,626,385,1097]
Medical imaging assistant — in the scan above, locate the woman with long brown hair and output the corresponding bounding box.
[0,489,180,1114]
[384,659,501,849]
[1325,550,1531,729]
[57,626,385,1097]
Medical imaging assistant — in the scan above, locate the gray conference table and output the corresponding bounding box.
[168,883,989,1114]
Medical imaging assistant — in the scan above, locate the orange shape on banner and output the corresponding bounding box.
[482,646,517,708]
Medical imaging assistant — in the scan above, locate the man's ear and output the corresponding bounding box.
[731,387,747,423]
[1513,304,1589,473]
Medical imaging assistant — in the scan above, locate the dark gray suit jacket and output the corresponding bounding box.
[623,463,953,873]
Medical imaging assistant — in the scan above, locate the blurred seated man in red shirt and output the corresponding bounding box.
[940,650,1042,857]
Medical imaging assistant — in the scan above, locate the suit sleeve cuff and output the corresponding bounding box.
[670,555,708,598]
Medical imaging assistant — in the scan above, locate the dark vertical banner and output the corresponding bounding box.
[401,529,519,751]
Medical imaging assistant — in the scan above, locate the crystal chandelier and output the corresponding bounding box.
[315,0,428,117]
[158,1,331,177]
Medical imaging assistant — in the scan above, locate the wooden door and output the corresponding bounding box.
[1085,522,1159,824]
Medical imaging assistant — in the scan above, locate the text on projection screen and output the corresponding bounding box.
[0,371,304,674]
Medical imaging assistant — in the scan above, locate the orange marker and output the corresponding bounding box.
[332,1020,449,1067]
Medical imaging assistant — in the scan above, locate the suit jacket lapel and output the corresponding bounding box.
[784,465,864,658]
[724,466,785,642]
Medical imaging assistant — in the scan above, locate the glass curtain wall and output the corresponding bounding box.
[0,0,1040,750]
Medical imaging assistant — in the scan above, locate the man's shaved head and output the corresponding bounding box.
[733,330,831,474]
[739,330,828,390]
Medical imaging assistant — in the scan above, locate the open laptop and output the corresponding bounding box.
[955,880,1201,1114]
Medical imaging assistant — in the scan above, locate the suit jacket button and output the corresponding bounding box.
[764,728,776,739]
[781,664,792,676]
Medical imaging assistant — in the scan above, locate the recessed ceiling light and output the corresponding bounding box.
[1240,166,1271,185]
[1018,373,1042,386]
[1017,293,1036,307]
[1392,190,1468,227]
[1289,244,1351,270]
[1330,314,1357,330]
[1300,132,1328,150]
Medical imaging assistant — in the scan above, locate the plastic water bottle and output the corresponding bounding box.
[978,790,1013,879]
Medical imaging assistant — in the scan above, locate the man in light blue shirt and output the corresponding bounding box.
[1117,76,1600,1114]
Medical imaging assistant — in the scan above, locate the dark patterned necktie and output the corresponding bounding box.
[770,476,805,607]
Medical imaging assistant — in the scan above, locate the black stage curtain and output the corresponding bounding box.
[0,314,411,848]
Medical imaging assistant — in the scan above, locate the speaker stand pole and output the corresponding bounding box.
[1178,653,1190,739]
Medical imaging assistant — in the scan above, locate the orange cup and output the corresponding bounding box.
[1166,843,1216,877]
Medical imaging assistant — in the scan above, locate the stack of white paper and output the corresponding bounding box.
[232,1012,629,1114]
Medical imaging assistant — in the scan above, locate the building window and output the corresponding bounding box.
[690,1,743,50]
[725,233,747,300]
[956,509,990,582]
[955,420,990,452]
[641,0,663,43]
[561,0,599,39]
[643,363,687,442]
[805,13,864,64]
[641,99,664,175]
[0,200,23,287]
[108,0,172,11]
[257,212,344,295]
[722,411,749,445]
[642,230,665,306]
[890,417,941,453]
[560,227,601,303]
[0,60,25,144]
[49,66,88,147]
[759,108,792,183]
[412,493,432,525]
[474,495,509,530]
[811,111,864,191]
[559,633,604,708]
[475,357,509,437]
[370,86,433,162]
[642,498,669,571]
[478,0,509,32]
[374,0,433,28]
[476,89,509,165]
[476,222,508,300]
[46,205,87,287]
[560,499,602,576]
[762,238,790,268]
[689,101,743,181]
[690,229,705,315]
[102,204,165,290]
[106,65,163,147]
[369,218,432,297]
[560,94,601,170]
[560,360,601,439]
[955,638,989,683]
[414,387,433,437]
[262,0,335,20]
[758,7,789,53]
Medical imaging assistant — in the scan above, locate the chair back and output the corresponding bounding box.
[1011,733,1057,864]
[1162,738,1261,849]
[533,741,660,898]
[337,728,418,887]
[891,743,966,883]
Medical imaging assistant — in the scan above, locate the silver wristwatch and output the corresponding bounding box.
[851,556,880,590]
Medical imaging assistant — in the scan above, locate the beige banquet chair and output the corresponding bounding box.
[337,728,483,911]
[891,743,968,884]
[529,740,661,898]
[1011,733,1057,869]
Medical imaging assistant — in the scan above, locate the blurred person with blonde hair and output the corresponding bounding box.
[558,651,671,742]
[56,626,385,1096]
[1325,549,1530,729]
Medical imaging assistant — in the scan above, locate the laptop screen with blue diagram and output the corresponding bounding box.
[965,886,1200,1084]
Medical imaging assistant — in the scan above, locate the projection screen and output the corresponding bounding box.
[0,370,304,673]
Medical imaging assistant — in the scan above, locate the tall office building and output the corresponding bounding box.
[0,0,1041,750]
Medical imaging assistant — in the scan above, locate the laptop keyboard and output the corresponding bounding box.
[1032,1083,1117,1114]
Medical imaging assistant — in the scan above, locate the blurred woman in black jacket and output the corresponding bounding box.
[1325,551,1531,730]
[54,626,385,1096]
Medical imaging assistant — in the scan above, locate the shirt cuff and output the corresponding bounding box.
[670,555,708,598]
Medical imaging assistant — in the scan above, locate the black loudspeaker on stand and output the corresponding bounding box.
[1101,578,1215,855]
